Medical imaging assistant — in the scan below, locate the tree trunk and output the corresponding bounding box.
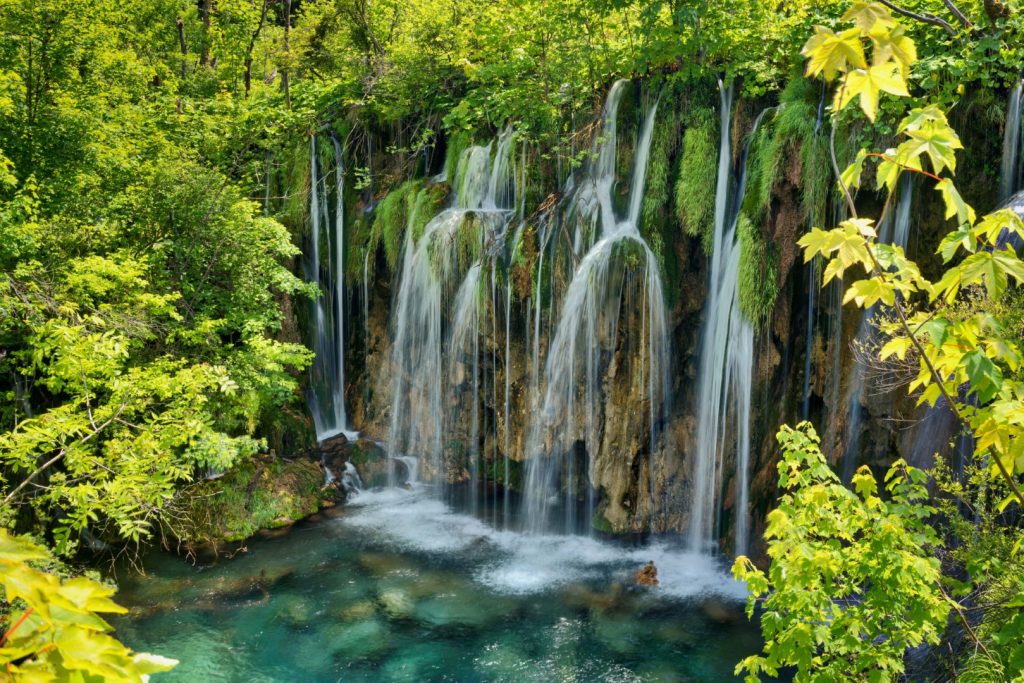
[199,0,212,67]
[281,0,291,109]
[176,17,189,78]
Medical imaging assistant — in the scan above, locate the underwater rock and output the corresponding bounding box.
[276,594,316,629]
[701,597,742,624]
[379,642,463,682]
[338,600,377,620]
[323,618,392,662]
[414,590,503,629]
[377,587,416,620]
[634,561,659,587]
[562,583,626,613]
[357,551,416,577]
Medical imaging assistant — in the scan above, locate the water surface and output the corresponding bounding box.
[114,487,762,681]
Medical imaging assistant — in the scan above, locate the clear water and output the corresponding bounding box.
[112,487,763,682]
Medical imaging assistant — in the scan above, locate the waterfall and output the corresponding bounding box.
[386,129,517,487]
[840,175,914,481]
[800,257,819,421]
[522,81,670,535]
[1000,78,1023,204]
[687,82,761,556]
[304,134,350,441]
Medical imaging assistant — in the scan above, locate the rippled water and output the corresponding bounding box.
[113,487,764,682]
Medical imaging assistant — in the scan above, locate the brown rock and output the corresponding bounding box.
[634,561,659,587]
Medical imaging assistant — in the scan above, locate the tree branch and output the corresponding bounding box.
[940,0,975,30]
[876,0,958,35]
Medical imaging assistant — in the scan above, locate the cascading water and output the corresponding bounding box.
[304,134,351,441]
[686,82,758,556]
[522,81,670,535]
[1000,78,1023,204]
[386,129,517,489]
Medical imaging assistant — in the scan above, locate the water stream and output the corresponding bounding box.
[687,82,757,556]
[304,134,353,442]
[522,81,670,535]
[386,130,517,487]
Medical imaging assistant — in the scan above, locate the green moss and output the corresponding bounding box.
[347,440,389,487]
[281,140,311,237]
[675,107,718,253]
[591,507,614,534]
[744,77,820,226]
[737,212,779,330]
[410,182,450,243]
[641,103,676,248]
[486,455,524,491]
[168,456,325,544]
[370,179,422,271]
[801,133,831,226]
[444,130,473,184]
[612,238,646,271]
[449,211,485,276]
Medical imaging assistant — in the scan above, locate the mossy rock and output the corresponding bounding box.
[346,438,389,487]
[167,456,327,547]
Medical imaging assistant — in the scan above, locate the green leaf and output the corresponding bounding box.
[0,531,50,564]
[959,251,1014,299]
[917,319,950,348]
[937,225,974,262]
[844,277,895,307]
[935,179,976,227]
[841,149,870,191]
[963,349,1003,403]
[843,1,897,34]
[900,121,963,175]
[899,105,949,134]
[870,24,916,75]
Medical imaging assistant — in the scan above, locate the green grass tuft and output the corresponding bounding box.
[737,212,779,330]
[675,107,718,253]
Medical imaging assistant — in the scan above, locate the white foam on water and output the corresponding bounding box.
[339,487,746,599]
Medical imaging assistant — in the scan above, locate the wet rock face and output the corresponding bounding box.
[320,435,392,488]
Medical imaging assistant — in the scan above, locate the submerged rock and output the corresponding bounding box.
[377,587,416,620]
[379,642,463,682]
[322,618,392,662]
[415,590,504,629]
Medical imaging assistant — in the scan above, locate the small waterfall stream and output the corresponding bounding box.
[304,134,351,441]
[687,82,757,556]
[1000,78,1023,204]
[521,81,670,535]
[386,129,518,489]
[840,175,914,480]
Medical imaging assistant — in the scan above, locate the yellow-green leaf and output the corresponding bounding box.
[835,62,909,121]
[803,26,867,81]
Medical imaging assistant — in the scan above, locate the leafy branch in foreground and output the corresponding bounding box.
[732,423,947,682]
[0,530,176,680]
